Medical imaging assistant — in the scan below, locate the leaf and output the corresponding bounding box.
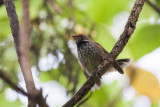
[0,18,10,41]
[30,0,43,19]
[85,85,111,107]
[126,65,160,102]
[128,24,160,60]
[39,69,59,82]
[93,24,116,52]
[155,0,160,6]
[139,2,155,20]
[87,0,129,23]
[84,82,126,107]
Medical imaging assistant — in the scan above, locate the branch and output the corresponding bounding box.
[62,0,145,106]
[0,69,47,104]
[20,0,37,106]
[3,0,20,55]
[3,0,48,106]
[0,0,3,6]
[76,92,93,107]
[146,0,160,14]
[45,0,62,14]
[0,69,30,97]
[20,0,35,94]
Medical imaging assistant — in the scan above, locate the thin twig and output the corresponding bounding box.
[0,69,48,104]
[62,0,145,106]
[146,0,160,14]
[0,69,30,97]
[45,0,62,14]
[76,92,93,107]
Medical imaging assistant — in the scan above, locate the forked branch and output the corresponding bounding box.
[3,0,48,106]
[0,69,30,97]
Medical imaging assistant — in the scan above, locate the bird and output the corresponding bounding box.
[72,33,131,91]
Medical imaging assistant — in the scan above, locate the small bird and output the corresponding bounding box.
[72,33,131,91]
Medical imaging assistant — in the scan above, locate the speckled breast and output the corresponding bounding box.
[77,42,102,73]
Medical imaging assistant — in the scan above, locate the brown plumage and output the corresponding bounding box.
[72,34,130,91]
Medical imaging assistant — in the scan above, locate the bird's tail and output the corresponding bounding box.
[91,59,131,91]
[113,58,131,74]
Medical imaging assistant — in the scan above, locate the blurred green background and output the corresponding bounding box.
[0,0,160,107]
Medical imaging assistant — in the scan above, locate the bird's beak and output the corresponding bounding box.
[72,35,79,39]
[72,35,75,38]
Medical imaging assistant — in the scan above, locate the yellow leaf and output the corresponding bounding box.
[125,65,160,102]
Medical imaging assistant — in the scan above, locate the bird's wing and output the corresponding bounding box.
[94,41,124,74]
[93,42,109,59]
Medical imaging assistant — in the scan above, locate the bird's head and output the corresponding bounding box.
[72,34,90,44]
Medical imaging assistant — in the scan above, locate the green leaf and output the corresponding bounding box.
[139,2,155,20]
[84,86,109,107]
[39,69,59,82]
[93,24,116,52]
[129,24,160,60]
[82,81,122,107]
[30,0,43,19]
[151,101,159,107]
[0,18,10,41]
[87,0,129,23]
[155,0,160,6]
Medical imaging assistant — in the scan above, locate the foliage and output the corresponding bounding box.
[0,0,160,107]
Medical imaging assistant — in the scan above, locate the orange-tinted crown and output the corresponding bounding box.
[75,33,84,36]
[72,33,86,39]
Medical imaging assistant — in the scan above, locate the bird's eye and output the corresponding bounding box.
[81,35,84,39]
[80,35,83,37]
